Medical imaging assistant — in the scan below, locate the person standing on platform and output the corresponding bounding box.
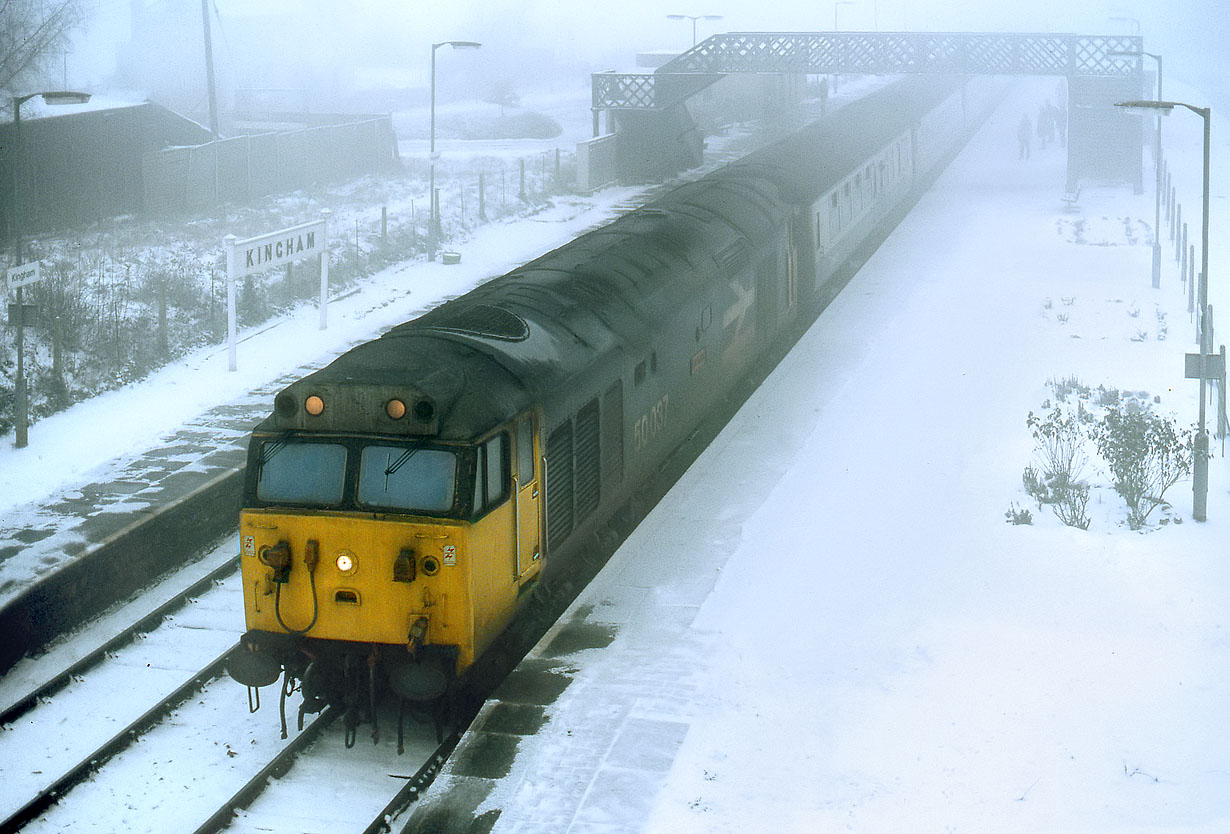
[1018,113,1032,160]
[1037,103,1052,151]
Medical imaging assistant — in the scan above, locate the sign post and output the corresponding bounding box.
[319,209,331,330]
[224,234,238,371]
[222,212,330,371]
[7,260,42,447]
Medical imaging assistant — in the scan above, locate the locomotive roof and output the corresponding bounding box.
[262,172,786,441]
[257,75,960,442]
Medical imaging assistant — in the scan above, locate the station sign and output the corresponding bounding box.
[6,261,41,291]
[1185,352,1226,381]
[223,211,331,372]
[229,219,327,278]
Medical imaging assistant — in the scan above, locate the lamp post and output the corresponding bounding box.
[429,40,481,260]
[9,90,91,448]
[1110,50,1163,288]
[666,14,723,48]
[1117,98,1212,520]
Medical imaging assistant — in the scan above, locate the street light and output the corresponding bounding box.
[1117,98,1212,520]
[9,89,91,449]
[666,14,723,48]
[429,40,481,260]
[1110,50,1163,288]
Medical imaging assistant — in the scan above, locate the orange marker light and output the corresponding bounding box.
[386,399,407,419]
[305,395,325,416]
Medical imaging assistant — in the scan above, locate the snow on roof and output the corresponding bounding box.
[6,92,149,123]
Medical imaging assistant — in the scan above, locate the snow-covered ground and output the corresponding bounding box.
[2,68,1227,832]
[417,77,1230,833]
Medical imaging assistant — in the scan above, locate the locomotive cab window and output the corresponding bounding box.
[357,446,457,513]
[255,440,347,505]
[472,432,510,517]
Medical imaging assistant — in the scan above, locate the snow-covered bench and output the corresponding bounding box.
[1061,183,1082,210]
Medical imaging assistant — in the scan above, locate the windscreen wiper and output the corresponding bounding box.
[383,440,426,490]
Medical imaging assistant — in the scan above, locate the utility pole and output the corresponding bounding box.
[201,0,220,138]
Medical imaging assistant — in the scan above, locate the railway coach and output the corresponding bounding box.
[226,73,1001,742]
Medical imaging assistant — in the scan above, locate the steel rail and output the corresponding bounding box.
[360,731,462,834]
[0,556,240,727]
[189,707,338,834]
[0,646,236,834]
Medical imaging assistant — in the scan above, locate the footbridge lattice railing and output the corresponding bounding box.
[592,31,1145,115]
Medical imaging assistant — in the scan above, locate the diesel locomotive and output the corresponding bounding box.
[226,74,1001,741]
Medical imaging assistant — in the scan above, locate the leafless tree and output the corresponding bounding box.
[0,0,84,97]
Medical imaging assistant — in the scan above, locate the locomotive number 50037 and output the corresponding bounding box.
[634,394,669,453]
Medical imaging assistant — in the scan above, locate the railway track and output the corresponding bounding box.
[0,542,452,834]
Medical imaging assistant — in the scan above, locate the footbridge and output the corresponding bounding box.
[588,31,1147,189]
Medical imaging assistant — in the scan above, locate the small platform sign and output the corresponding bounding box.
[1185,352,1226,381]
[6,261,40,291]
[6,303,38,327]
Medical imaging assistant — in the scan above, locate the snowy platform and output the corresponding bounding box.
[405,80,1230,834]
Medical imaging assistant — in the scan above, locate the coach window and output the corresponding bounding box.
[472,432,510,516]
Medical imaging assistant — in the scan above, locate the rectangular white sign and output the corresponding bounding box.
[6,261,40,291]
[223,210,331,372]
[231,219,327,277]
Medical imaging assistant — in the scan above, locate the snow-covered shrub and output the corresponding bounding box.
[1022,464,1047,506]
[1025,404,1093,529]
[1052,479,1091,530]
[1049,374,1091,402]
[1095,385,1120,407]
[1027,404,1091,485]
[1091,404,1194,529]
[1005,503,1033,525]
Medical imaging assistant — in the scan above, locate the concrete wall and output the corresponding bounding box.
[577,133,619,193]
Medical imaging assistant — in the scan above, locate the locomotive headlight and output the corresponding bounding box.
[305,395,325,416]
[386,398,407,419]
[335,551,357,574]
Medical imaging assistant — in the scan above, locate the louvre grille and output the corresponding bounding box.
[574,399,602,523]
[546,422,574,552]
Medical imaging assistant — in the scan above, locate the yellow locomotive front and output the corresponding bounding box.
[227,375,544,738]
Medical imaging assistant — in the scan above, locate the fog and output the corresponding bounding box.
[65,0,1226,118]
